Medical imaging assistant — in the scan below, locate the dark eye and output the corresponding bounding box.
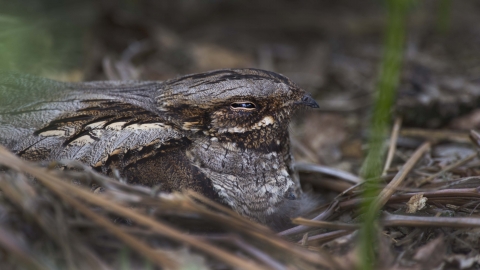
[230,102,256,110]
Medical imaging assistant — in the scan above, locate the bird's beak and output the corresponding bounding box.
[299,94,319,108]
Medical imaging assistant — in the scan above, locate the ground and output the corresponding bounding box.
[1,0,480,269]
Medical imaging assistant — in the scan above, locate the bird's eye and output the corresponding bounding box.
[230,102,256,110]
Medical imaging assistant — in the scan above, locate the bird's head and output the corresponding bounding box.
[156,68,318,149]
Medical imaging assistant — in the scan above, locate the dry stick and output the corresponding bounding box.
[187,191,334,267]
[303,230,353,244]
[390,188,480,201]
[416,153,477,186]
[382,214,480,228]
[470,130,480,148]
[0,227,49,270]
[0,161,176,268]
[0,147,265,270]
[393,176,480,191]
[200,234,287,270]
[277,200,339,236]
[338,187,480,210]
[187,191,269,231]
[233,238,287,270]
[246,230,335,268]
[295,163,362,184]
[0,177,104,270]
[293,213,480,230]
[45,181,178,269]
[370,142,431,214]
[382,117,402,176]
[400,128,470,143]
[335,182,364,199]
[292,218,358,230]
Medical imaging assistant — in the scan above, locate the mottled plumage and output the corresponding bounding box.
[0,69,318,230]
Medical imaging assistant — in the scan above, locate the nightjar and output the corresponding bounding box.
[0,68,319,230]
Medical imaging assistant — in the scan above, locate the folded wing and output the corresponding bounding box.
[0,74,187,170]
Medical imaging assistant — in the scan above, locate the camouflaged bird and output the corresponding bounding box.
[0,69,319,230]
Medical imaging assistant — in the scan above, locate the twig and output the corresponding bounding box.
[289,212,480,231]
[292,218,358,230]
[186,191,332,266]
[303,230,353,244]
[382,117,402,176]
[60,188,177,269]
[370,142,431,213]
[0,227,49,270]
[186,191,269,231]
[200,234,287,270]
[277,201,339,236]
[0,146,266,270]
[0,176,103,269]
[400,129,470,143]
[295,162,363,184]
[382,213,480,228]
[334,182,364,199]
[337,187,480,210]
[416,153,477,186]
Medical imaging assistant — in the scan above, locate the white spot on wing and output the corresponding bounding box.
[69,135,95,146]
[38,130,66,137]
[106,122,126,130]
[125,123,167,130]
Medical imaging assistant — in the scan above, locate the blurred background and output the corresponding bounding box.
[1,0,480,174]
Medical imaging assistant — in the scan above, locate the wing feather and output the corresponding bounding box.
[0,74,188,169]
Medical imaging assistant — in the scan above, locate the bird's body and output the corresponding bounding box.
[0,69,318,230]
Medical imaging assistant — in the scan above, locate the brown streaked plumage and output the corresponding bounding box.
[0,68,319,230]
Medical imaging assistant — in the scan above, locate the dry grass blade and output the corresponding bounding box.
[290,213,480,230]
[291,212,480,231]
[295,162,363,184]
[416,153,477,186]
[0,159,177,269]
[292,218,359,230]
[244,229,335,268]
[390,188,480,201]
[370,142,431,213]
[0,178,64,267]
[469,130,480,148]
[382,214,480,228]
[338,187,480,210]
[185,191,337,268]
[200,234,287,270]
[0,174,111,270]
[46,181,178,269]
[186,190,270,232]
[278,200,339,236]
[382,117,402,175]
[400,129,470,143]
[304,230,354,244]
[186,191,334,268]
[185,191,336,268]
[0,146,267,270]
[0,226,48,270]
